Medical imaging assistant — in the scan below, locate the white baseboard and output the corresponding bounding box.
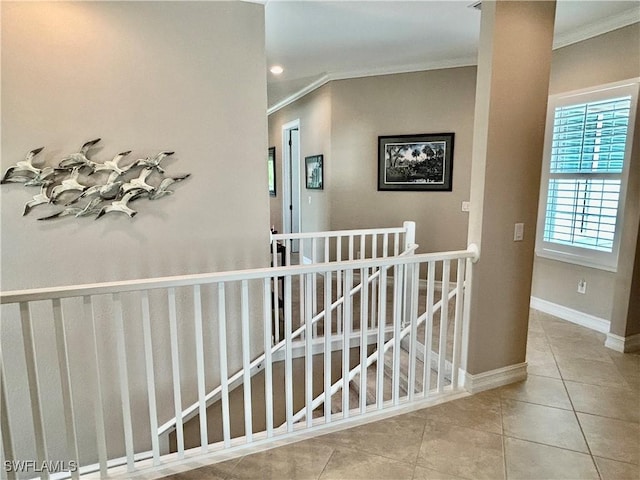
[461,363,527,394]
[530,297,610,334]
[605,332,640,353]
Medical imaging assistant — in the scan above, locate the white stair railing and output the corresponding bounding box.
[0,225,478,480]
[270,221,416,342]
[157,224,418,439]
[289,262,464,424]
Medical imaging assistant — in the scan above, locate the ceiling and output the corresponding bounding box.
[265,1,640,111]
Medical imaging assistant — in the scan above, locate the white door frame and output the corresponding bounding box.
[282,119,301,247]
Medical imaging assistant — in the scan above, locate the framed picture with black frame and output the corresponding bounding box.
[378,133,454,191]
[268,146,276,196]
[305,154,323,190]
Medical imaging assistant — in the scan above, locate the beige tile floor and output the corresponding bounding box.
[159,310,639,480]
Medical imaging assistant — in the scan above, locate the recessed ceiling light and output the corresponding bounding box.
[270,65,284,75]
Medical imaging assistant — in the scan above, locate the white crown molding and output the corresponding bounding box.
[553,7,640,49]
[330,56,478,83]
[605,332,640,353]
[267,57,476,115]
[530,297,610,334]
[268,74,331,115]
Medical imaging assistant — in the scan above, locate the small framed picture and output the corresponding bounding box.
[305,154,323,190]
[268,146,276,196]
[378,133,454,191]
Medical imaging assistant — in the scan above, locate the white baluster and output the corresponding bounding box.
[342,269,353,417]
[194,285,208,451]
[305,274,313,427]
[0,326,15,480]
[324,237,330,263]
[285,238,291,266]
[217,284,231,448]
[438,261,450,392]
[85,296,107,476]
[20,302,49,479]
[407,264,419,400]
[392,266,402,404]
[336,240,342,336]
[52,299,79,479]
[451,259,466,388]
[370,234,378,329]
[323,271,332,422]
[263,279,274,437]
[113,294,134,472]
[359,266,369,414]
[241,280,253,443]
[312,238,318,337]
[284,274,294,432]
[376,266,387,409]
[140,291,160,465]
[299,240,305,334]
[168,288,185,457]
[271,237,279,267]
[424,262,435,396]
[272,240,280,344]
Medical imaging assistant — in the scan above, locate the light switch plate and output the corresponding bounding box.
[514,223,524,241]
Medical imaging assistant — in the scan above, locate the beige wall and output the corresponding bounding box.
[330,68,476,253]
[268,85,332,237]
[1,1,269,466]
[2,2,270,289]
[531,24,640,332]
[268,68,477,254]
[549,24,640,95]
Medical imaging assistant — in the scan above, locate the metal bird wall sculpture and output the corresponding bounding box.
[135,151,174,174]
[1,140,191,222]
[1,147,45,183]
[57,138,101,170]
[23,184,52,216]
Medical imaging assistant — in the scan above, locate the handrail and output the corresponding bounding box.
[271,225,407,242]
[0,246,475,305]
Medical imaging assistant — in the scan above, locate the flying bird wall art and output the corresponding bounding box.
[0,139,191,221]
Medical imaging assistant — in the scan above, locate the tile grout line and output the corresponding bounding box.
[410,415,429,470]
[501,433,595,457]
[538,314,603,480]
[222,456,243,480]
[313,445,337,480]
[499,389,508,480]
[412,416,475,480]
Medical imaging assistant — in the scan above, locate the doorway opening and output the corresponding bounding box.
[282,120,301,253]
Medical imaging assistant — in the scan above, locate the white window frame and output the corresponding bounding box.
[535,79,639,272]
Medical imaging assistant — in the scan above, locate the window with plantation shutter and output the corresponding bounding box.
[536,81,639,272]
